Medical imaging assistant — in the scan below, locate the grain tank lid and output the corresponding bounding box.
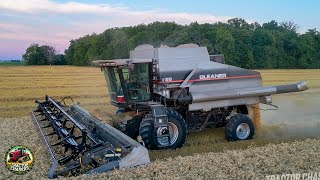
[156,46,210,72]
[156,46,210,61]
[135,44,154,50]
[93,59,152,67]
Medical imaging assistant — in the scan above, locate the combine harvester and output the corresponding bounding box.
[32,44,308,178]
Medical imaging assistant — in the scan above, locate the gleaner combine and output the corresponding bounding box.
[32,44,308,178]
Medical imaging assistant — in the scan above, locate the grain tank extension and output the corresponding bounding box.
[93,44,308,150]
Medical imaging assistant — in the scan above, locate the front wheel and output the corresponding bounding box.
[139,109,187,149]
[225,114,255,141]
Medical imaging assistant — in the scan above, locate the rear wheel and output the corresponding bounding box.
[139,109,187,149]
[225,114,255,141]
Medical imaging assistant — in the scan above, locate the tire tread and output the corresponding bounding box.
[225,114,254,141]
[139,108,187,149]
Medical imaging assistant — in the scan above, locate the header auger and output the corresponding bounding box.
[32,96,150,178]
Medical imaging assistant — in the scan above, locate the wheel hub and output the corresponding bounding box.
[236,123,250,139]
[157,122,179,146]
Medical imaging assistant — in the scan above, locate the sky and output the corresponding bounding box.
[0,0,319,60]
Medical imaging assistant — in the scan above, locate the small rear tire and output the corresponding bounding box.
[225,114,255,141]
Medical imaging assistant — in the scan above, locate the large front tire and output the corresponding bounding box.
[139,109,187,149]
[225,114,255,141]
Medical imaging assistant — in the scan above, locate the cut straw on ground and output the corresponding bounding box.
[0,117,319,179]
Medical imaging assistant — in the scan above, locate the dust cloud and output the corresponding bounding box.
[259,94,320,139]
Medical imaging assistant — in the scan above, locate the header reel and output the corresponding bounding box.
[32,96,150,178]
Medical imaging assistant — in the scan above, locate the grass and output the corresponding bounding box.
[0,66,319,178]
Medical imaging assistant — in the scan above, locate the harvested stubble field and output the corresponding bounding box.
[0,66,319,179]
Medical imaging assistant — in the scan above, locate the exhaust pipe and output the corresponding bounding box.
[192,81,308,103]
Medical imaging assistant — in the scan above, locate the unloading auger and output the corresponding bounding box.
[32,96,150,178]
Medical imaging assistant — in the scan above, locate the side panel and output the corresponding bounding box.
[187,63,263,112]
[189,97,259,111]
[227,65,262,89]
[189,61,228,93]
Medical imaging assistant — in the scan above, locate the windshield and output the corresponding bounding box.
[103,63,150,103]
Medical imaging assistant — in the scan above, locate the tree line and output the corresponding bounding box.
[25,18,320,69]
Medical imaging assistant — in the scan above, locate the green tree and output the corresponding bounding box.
[63,20,320,69]
[23,44,47,65]
[300,29,320,68]
[280,21,300,32]
[41,45,57,65]
[215,28,235,64]
[23,44,65,65]
[53,54,67,65]
[251,29,274,68]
